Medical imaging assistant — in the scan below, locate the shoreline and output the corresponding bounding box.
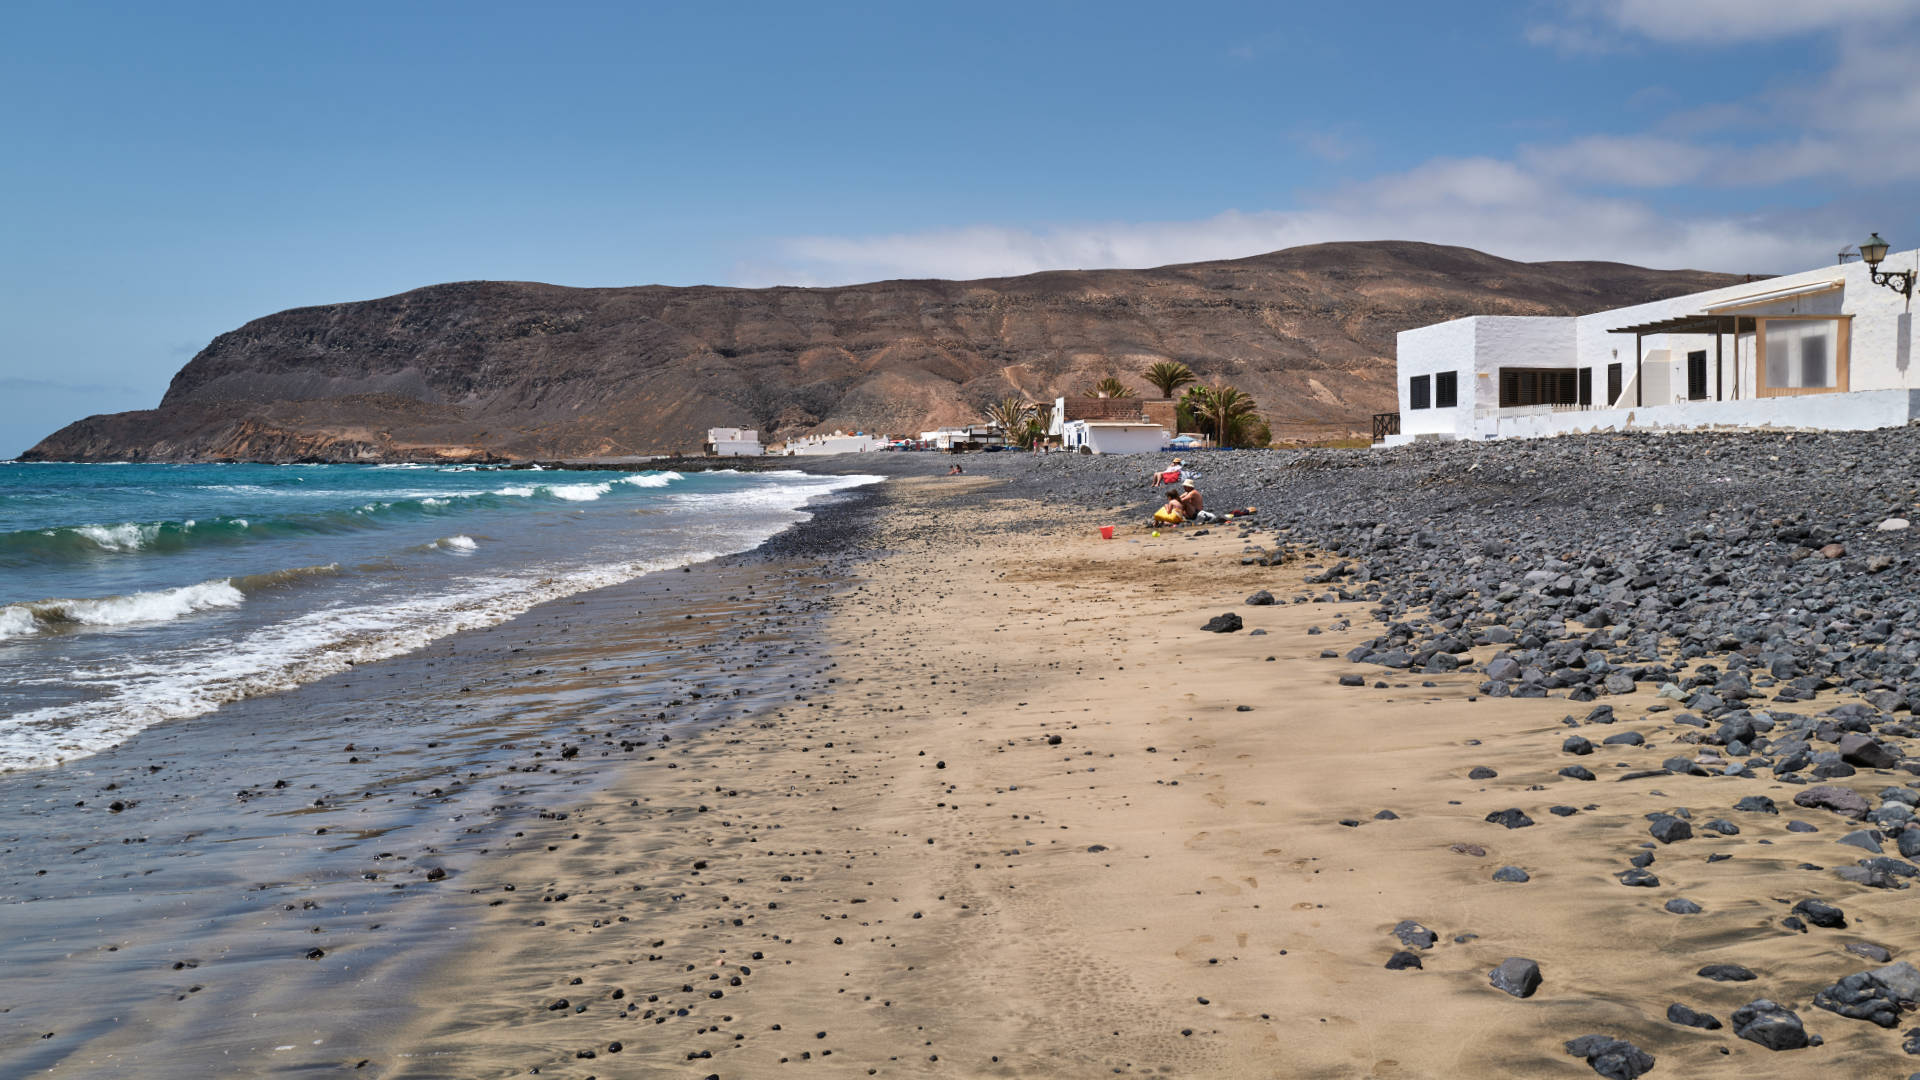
[0,482,885,1078]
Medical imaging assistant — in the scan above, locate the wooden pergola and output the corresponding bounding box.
[1607,314,1758,406]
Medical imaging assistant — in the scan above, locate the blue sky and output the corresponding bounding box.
[5,0,1919,456]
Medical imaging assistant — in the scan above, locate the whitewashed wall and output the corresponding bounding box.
[1486,388,1918,439]
[1079,424,1167,454]
[1395,317,1476,438]
[1390,247,1920,444]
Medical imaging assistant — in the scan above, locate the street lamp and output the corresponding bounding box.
[1860,232,1915,300]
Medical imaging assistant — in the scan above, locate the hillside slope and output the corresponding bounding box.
[24,241,1742,461]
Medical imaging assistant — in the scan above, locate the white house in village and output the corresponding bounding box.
[1047,395,1172,453]
[1385,241,1920,445]
[704,427,763,456]
[918,424,1005,451]
[782,430,888,455]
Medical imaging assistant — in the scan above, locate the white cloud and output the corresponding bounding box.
[733,160,1837,287]
[1521,135,1716,186]
[1605,0,1915,43]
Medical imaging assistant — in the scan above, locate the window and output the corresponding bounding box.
[1498,368,1579,407]
[1687,350,1709,400]
[1409,374,1431,410]
[1578,368,1593,406]
[1434,371,1457,408]
[1606,363,1622,406]
[1759,318,1846,395]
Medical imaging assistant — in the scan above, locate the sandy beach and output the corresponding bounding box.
[344,473,1920,1078]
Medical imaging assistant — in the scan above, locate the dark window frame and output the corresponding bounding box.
[1409,374,1431,410]
[1498,367,1580,408]
[1434,371,1458,408]
[1686,350,1709,401]
[1606,362,1623,406]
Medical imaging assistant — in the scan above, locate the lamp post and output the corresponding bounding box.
[1860,233,1915,301]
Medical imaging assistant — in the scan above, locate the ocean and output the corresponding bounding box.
[0,461,877,772]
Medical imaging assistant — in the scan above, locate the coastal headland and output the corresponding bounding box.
[9,426,1920,1078]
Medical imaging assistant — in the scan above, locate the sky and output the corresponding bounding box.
[5,0,1920,457]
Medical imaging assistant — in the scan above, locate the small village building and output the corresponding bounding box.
[1384,244,1920,445]
[917,424,1005,451]
[1047,396,1176,453]
[1059,420,1169,454]
[782,430,888,455]
[704,427,763,456]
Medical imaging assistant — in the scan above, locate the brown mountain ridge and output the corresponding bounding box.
[23,241,1742,462]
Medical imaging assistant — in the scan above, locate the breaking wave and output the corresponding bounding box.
[0,564,340,639]
[0,471,686,566]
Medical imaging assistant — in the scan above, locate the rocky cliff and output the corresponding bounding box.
[24,242,1742,461]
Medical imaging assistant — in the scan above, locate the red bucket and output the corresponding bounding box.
[1099,525,1115,540]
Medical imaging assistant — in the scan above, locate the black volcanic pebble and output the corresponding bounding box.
[1812,971,1902,1028]
[1698,964,1758,982]
[1245,590,1275,606]
[1392,920,1438,949]
[1492,865,1531,883]
[1648,814,1693,844]
[1485,808,1534,829]
[1846,942,1893,962]
[1734,795,1779,814]
[1384,950,1423,970]
[1488,957,1541,998]
[1468,766,1498,779]
[1201,613,1243,633]
[1791,898,1847,928]
[1559,765,1596,781]
[1664,898,1703,914]
[1731,999,1812,1050]
[1617,868,1660,887]
[1563,736,1594,755]
[1564,1034,1655,1079]
[1666,1002,1723,1030]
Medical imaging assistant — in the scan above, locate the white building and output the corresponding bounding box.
[918,424,1005,451]
[782,430,888,455]
[1060,420,1168,454]
[1046,396,1177,453]
[705,427,763,457]
[1387,243,1920,445]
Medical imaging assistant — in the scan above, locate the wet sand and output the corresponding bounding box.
[0,531,853,1078]
[12,474,1920,1077]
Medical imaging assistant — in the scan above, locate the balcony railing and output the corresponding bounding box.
[1371,412,1400,444]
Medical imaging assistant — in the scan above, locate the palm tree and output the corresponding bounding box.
[1142,360,1196,399]
[983,395,1036,445]
[1189,384,1263,448]
[1092,376,1135,399]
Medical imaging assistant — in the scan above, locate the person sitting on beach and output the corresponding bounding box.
[1152,489,1186,525]
[947,463,964,475]
[1152,457,1184,487]
[1177,479,1218,524]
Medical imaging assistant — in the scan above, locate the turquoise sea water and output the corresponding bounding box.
[0,462,874,770]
